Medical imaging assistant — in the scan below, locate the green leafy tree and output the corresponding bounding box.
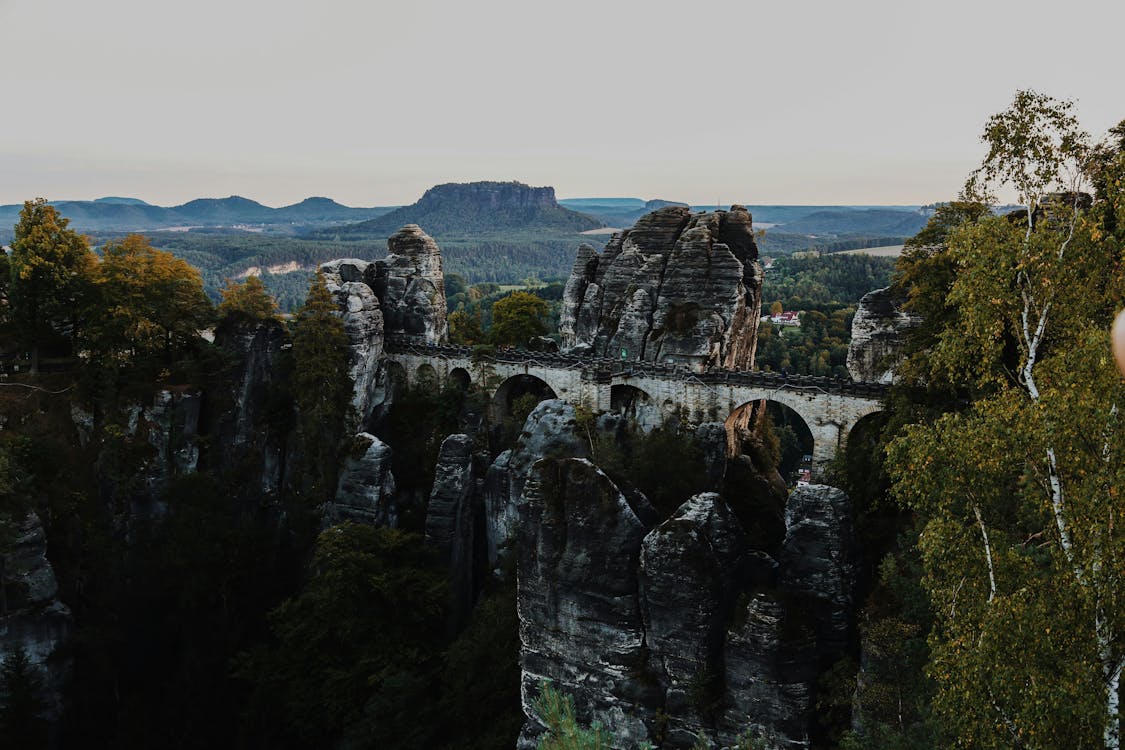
[889,91,1125,749]
[448,309,485,345]
[236,523,447,748]
[490,291,549,347]
[0,249,10,317]
[291,270,351,499]
[217,275,280,325]
[82,233,213,371]
[7,198,96,370]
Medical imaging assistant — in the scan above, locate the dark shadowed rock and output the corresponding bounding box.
[559,206,762,370]
[639,493,749,747]
[694,422,729,489]
[482,400,588,569]
[327,433,397,526]
[721,592,817,748]
[212,318,290,494]
[0,513,73,725]
[778,484,857,661]
[846,285,921,384]
[518,458,656,749]
[424,434,476,626]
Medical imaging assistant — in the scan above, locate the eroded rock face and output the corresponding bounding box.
[482,400,588,569]
[424,434,476,625]
[120,389,204,518]
[846,285,921,383]
[212,318,290,494]
[721,593,816,748]
[559,206,763,370]
[372,224,448,343]
[321,259,386,427]
[328,433,397,526]
[316,227,448,427]
[779,484,857,660]
[0,513,73,725]
[518,458,655,749]
[639,494,748,747]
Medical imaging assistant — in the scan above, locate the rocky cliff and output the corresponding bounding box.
[559,205,763,370]
[845,285,921,383]
[0,513,73,725]
[318,225,447,431]
[374,224,448,343]
[515,433,858,750]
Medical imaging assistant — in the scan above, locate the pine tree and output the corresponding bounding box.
[291,271,351,499]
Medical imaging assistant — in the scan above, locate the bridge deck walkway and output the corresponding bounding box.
[384,338,888,401]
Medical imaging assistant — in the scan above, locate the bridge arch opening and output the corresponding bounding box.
[449,367,471,391]
[725,400,815,485]
[610,384,661,431]
[491,374,558,426]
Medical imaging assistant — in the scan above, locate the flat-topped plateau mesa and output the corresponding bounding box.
[321,180,604,238]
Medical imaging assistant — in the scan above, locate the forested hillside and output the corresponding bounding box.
[755,254,897,376]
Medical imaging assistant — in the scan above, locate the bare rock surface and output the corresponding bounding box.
[482,400,588,569]
[212,318,291,494]
[328,432,397,526]
[721,593,816,748]
[639,493,748,746]
[517,458,655,749]
[424,434,476,624]
[321,260,386,426]
[372,224,448,343]
[846,285,921,383]
[778,484,857,660]
[560,206,763,370]
[0,513,73,724]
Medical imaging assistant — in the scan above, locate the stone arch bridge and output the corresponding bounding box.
[384,339,887,471]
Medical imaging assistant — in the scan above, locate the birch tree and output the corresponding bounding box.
[890,92,1124,748]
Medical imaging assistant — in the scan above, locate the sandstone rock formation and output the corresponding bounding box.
[516,471,858,748]
[0,513,73,725]
[482,399,588,569]
[559,206,763,370]
[321,258,386,425]
[372,225,448,343]
[317,226,448,428]
[425,433,476,625]
[639,493,749,746]
[846,285,921,383]
[779,484,857,660]
[328,433,397,526]
[518,458,655,749]
[721,593,816,747]
[212,318,291,494]
[341,181,603,236]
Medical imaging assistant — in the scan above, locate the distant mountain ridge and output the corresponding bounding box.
[0,195,395,237]
[319,181,603,238]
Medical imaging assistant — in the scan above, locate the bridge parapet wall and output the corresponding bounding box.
[384,340,885,469]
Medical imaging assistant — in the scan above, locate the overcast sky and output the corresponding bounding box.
[1,0,1122,207]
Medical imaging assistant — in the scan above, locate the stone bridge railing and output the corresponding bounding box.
[383,336,889,400]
